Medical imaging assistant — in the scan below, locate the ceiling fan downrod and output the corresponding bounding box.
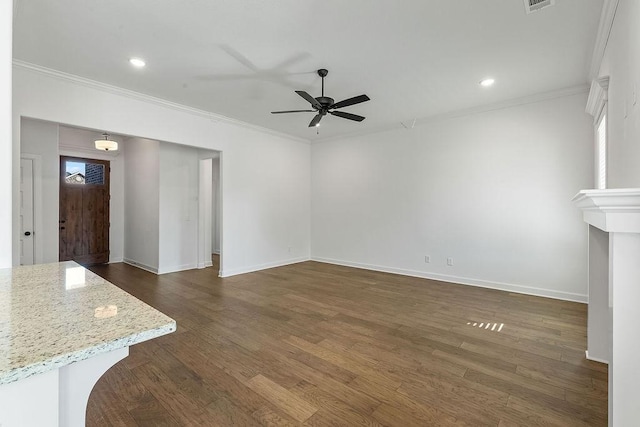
[318,68,328,97]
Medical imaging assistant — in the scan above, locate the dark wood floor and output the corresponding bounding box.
[86,257,607,426]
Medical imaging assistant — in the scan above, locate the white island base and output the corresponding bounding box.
[0,347,128,427]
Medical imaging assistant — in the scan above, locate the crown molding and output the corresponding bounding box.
[314,83,589,144]
[12,60,310,145]
[586,77,610,119]
[589,0,620,79]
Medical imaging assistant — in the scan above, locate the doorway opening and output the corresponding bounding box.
[198,154,222,276]
[20,118,223,274]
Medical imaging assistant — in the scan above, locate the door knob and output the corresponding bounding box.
[24,231,31,236]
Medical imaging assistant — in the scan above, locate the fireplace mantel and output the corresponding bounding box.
[574,188,640,426]
[573,188,640,232]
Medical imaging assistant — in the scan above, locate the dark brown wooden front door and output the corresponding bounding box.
[59,156,110,266]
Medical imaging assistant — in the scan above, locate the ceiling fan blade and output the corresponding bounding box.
[308,114,323,127]
[272,52,311,71]
[329,110,366,122]
[330,94,370,110]
[219,44,259,72]
[296,91,322,109]
[271,110,315,114]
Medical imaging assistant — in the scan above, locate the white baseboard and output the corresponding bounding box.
[585,350,609,364]
[157,263,198,275]
[197,261,214,269]
[108,257,124,264]
[311,257,588,303]
[219,256,309,278]
[123,258,158,274]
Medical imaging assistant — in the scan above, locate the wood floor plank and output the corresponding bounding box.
[251,405,300,427]
[284,335,402,389]
[466,369,606,425]
[87,387,139,427]
[85,258,607,426]
[203,395,263,426]
[246,374,318,422]
[127,391,182,427]
[257,345,382,414]
[130,362,215,426]
[506,395,600,426]
[292,381,383,426]
[371,401,464,427]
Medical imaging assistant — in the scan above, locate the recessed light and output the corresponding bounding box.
[129,58,146,68]
[480,78,495,87]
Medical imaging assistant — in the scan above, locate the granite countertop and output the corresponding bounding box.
[0,261,176,385]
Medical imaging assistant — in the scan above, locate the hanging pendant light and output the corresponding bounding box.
[95,133,118,151]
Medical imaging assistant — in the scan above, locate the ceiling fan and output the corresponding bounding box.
[271,69,370,128]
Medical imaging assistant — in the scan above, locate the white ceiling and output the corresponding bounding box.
[13,0,603,141]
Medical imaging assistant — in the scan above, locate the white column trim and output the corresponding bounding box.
[586,77,610,120]
[589,0,620,79]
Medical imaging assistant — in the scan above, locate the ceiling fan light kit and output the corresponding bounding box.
[271,68,370,128]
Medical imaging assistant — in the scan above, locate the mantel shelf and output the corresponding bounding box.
[573,188,640,233]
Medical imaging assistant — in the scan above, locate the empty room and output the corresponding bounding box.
[1,0,639,426]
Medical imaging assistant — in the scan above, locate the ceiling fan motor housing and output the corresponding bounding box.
[315,96,334,109]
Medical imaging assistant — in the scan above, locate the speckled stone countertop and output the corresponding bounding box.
[0,261,176,385]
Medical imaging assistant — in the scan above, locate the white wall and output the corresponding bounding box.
[158,142,199,274]
[12,65,311,274]
[312,93,593,301]
[123,137,159,272]
[58,126,125,263]
[20,118,59,263]
[597,0,640,187]
[1,1,12,268]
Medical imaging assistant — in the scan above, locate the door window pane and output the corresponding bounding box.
[65,161,104,185]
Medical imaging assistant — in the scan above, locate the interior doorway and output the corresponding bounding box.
[212,155,221,264]
[197,154,221,275]
[59,156,111,266]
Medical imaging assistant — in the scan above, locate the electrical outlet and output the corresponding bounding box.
[447,257,454,266]
[424,255,430,263]
[288,246,292,253]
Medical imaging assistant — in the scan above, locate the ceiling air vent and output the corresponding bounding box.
[524,0,555,14]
